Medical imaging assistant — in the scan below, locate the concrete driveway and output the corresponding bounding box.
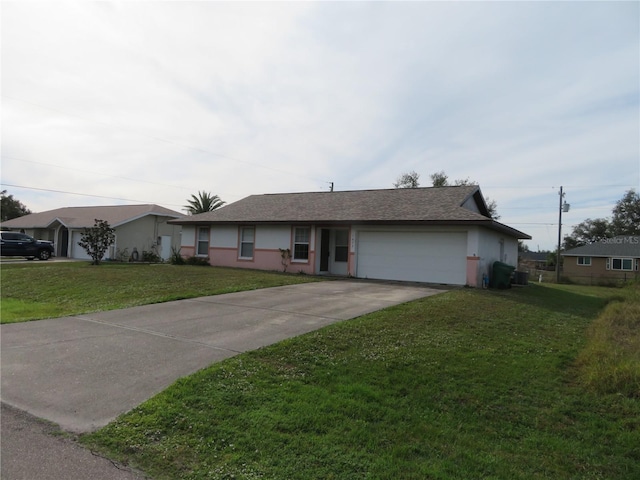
[1,280,445,433]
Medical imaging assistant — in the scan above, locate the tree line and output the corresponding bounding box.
[563,189,640,249]
[393,170,500,219]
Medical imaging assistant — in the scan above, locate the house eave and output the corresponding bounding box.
[562,253,640,258]
[169,218,531,239]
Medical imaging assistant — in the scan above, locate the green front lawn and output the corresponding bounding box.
[0,262,322,323]
[82,283,640,479]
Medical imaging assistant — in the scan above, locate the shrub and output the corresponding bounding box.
[185,256,210,266]
[142,250,162,263]
[279,248,291,272]
[114,248,129,263]
[169,247,185,265]
[77,219,115,266]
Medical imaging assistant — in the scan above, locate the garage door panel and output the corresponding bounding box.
[71,232,91,260]
[357,232,466,284]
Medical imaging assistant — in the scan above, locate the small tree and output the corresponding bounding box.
[393,171,420,188]
[78,219,115,265]
[430,171,449,187]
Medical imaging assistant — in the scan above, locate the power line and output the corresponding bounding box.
[506,222,558,226]
[2,156,193,192]
[0,183,185,208]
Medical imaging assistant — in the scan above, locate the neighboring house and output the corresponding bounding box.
[1,204,184,261]
[519,251,550,271]
[561,236,640,284]
[169,186,530,286]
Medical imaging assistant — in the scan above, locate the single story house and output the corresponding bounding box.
[561,236,640,284]
[169,186,530,286]
[519,251,550,271]
[1,204,184,261]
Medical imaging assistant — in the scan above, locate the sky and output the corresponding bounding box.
[2,1,639,251]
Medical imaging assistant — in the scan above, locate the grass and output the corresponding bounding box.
[0,262,322,323]
[574,284,640,398]
[81,282,640,480]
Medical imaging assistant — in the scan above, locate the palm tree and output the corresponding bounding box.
[184,191,225,215]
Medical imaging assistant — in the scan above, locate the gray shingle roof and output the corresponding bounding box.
[1,204,184,229]
[520,252,549,262]
[562,236,640,258]
[171,186,531,239]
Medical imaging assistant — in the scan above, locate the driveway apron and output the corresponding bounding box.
[1,280,445,433]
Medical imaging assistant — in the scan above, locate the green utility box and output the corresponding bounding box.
[491,261,515,289]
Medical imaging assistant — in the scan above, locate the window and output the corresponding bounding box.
[606,257,634,271]
[293,227,310,261]
[196,227,209,256]
[577,256,591,266]
[239,227,254,259]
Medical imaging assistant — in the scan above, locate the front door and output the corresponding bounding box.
[160,236,172,260]
[320,229,330,272]
[329,229,349,276]
[59,227,69,257]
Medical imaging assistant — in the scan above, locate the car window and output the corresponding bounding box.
[2,233,20,240]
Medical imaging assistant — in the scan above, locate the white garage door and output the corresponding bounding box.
[71,232,92,260]
[356,231,467,285]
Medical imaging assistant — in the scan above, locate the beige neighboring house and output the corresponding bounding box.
[561,235,640,285]
[1,204,184,261]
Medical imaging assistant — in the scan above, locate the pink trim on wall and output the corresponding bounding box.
[466,256,480,287]
[210,247,239,267]
[181,246,195,257]
[207,246,316,274]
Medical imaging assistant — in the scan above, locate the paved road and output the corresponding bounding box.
[1,404,148,479]
[1,280,446,478]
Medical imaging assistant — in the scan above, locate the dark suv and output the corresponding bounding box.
[0,231,55,260]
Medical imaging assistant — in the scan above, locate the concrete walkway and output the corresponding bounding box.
[1,280,443,433]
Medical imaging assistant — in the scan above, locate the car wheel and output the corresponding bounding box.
[38,250,51,260]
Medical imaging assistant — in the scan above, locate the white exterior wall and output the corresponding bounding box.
[181,226,196,247]
[255,225,292,250]
[112,216,181,260]
[210,226,238,248]
[473,227,519,281]
[462,197,482,214]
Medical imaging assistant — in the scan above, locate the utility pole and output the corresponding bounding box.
[556,186,570,283]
